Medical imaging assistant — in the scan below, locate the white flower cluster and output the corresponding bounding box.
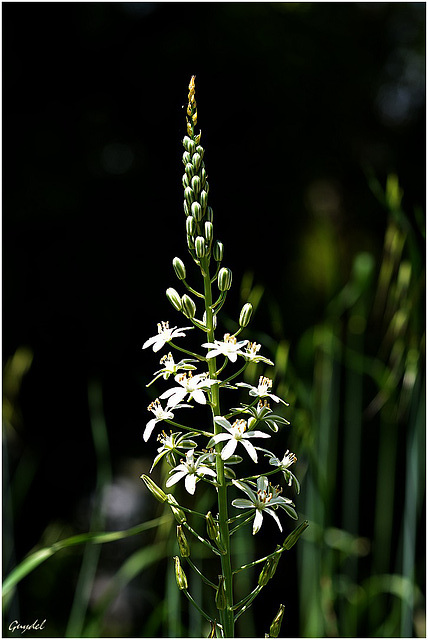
[142,321,299,533]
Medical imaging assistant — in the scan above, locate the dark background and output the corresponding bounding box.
[3,2,425,637]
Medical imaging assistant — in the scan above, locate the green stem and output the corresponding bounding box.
[202,256,235,638]
[183,589,215,624]
[165,420,212,437]
[186,558,218,589]
[168,341,207,362]
[229,513,254,536]
[233,585,263,621]
[233,547,283,575]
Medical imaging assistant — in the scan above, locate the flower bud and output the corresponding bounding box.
[283,520,309,550]
[187,234,195,250]
[215,576,226,610]
[173,257,186,280]
[173,556,188,590]
[182,151,191,165]
[176,525,190,558]
[183,136,195,154]
[196,145,204,159]
[218,267,232,292]
[182,173,189,188]
[191,201,202,221]
[205,205,213,221]
[269,604,285,638]
[183,200,189,216]
[200,167,207,188]
[167,495,187,524]
[184,186,194,205]
[204,221,213,244]
[200,190,208,209]
[166,287,182,311]
[206,511,219,541]
[192,152,202,172]
[186,215,196,237]
[239,303,253,328]
[185,162,195,179]
[258,557,274,586]
[140,475,167,503]
[213,240,224,262]
[195,236,206,259]
[267,547,282,579]
[181,294,196,319]
[191,175,201,196]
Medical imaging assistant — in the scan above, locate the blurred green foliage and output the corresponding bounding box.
[3,2,425,637]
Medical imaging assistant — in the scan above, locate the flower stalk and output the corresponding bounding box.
[140,76,306,637]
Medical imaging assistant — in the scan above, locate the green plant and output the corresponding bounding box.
[140,76,306,638]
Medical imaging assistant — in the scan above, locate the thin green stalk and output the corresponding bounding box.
[229,514,254,536]
[202,256,235,638]
[168,341,207,362]
[186,558,218,589]
[234,585,263,621]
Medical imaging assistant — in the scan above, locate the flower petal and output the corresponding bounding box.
[231,499,254,509]
[253,509,264,534]
[240,439,258,463]
[192,389,207,405]
[221,438,238,460]
[185,474,197,495]
[143,418,158,442]
[214,416,232,431]
[166,470,187,487]
[264,508,283,532]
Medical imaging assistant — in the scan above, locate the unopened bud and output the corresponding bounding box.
[218,267,232,292]
[182,151,191,165]
[183,136,195,154]
[182,173,189,188]
[195,145,204,159]
[166,287,182,311]
[177,525,190,557]
[239,303,253,328]
[200,167,207,188]
[258,557,274,586]
[205,205,213,221]
[195,236,206,258]
[192,152,202,172]
[283,520,309,550]
[191,201,202,221]
[213,240,224,262]
[167,495,187,524]
[191,175,201,196]
[183,200,189,216]
[215,576,227,610]
[184,186,194,205]
[186,215,196,237]
[173,257,186,280]
[199,190,208,210]
[269,604,285,638]
[267,547,282,579]
[181,294,196,319]
[206,511,219,541]
[140,475,167,504]
[173,556,188,590]
[204,221,213,243]
[185,162,195,179]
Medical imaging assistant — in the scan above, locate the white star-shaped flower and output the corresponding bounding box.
[202,333,248,363]
[142,321,193,353]
[160,371,217,408]
[237,376,289,405]
[144,398,191,442]
[242,342,274,365]
[210,416,270,463]
[146,353,198,387]
[166,449,217,495]
[232,476,297,535]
